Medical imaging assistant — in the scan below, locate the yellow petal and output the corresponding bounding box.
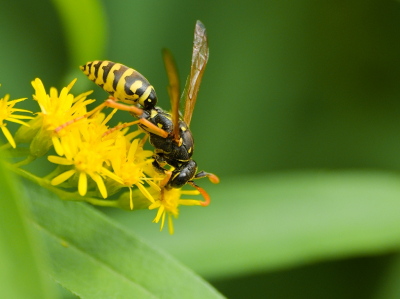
[149,201,161,210]
[62,137,74,161]
[160,211,166,231]
[78,172,87,196]
[129,187,133,210]
[90,173,107,199]
[50,87,58,99]
[7,97,27,104]
[168,214,174,235]
[101,167,123,184]
[102,108,118,125]
[138,150,154,158]
[52,136,64,156]
[127,138,139,162]
[73,90,93,103]
[66,78,77,92]
[1,126,16,148]
[33,78,47,103]
[48,155,73,165]
[51,169,76,185]
[178,199,201,206]
[146,180,161,192]
[136,183,155,203]
[125,130,142,142]
[9,108,33,113]
[6,115,34,120]
[180,190,201,195]
[153,205,165,223]
[5,118,30,127]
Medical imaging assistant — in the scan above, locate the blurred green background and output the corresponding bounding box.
[3,0,400,298]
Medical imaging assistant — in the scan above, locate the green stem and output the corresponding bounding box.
[13,155,36,167]
[43,165,63,180]
[6,162,119,208]
[0,143,11,151]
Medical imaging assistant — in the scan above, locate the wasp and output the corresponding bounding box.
[79,21,219,204]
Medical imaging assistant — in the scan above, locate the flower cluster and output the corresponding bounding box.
[0,85,33,148]
[2,79,209,234]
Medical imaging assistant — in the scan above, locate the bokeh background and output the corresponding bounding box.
[2,0,400,298]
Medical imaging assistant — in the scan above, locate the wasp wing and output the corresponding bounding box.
[183,20,209,127]
[162,48,180,143]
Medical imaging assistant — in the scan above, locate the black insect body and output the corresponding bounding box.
[145,109,196,188]
[80,20,218,202]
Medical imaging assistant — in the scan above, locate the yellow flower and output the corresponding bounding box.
[149,188,204,235]
[48,113,121,198]
[110,134,157,209]
[0,87,33,148]
[29,78,94,157]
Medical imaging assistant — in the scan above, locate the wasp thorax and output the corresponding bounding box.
[139,87,158,110]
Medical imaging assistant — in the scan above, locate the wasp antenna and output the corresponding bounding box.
[194,171,220,184]
[189,181,210,207]
[207,173,220,184]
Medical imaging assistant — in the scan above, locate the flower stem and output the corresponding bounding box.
[43,165,63,180]
[6,162,119,208]
[0,143,11,151]
[13,155,36,167]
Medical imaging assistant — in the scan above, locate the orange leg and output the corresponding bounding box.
[139,134,149,147]
[102,120,141,137]
[54,100,109,133]
[55,96,168,139]
[104,99,168,138]
[188,181,211,207]
[138,118,168,138]
[104,98,143,116]
[159,171,173,201]
[160,171,172,188]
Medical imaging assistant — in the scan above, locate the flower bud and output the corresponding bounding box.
[29,126,53,158]
[14,115,42,144]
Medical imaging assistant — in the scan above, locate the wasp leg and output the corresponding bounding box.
[152,158,167,174]
[194,170,220,184]
[152,154,172,188]
[160,171,173,188]
[54,100,110,133]
[138,118,168,138]
[139,134,149,147]
[104,99,168,138]
[104,98,143,117]
[102,120,141,137]
[188,181,211,207]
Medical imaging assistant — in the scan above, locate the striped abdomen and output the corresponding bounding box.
[80,60,157,109]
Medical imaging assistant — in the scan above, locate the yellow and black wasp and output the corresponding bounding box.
[79,20,219,204]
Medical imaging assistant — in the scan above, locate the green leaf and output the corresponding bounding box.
[107,171,400,280]
[22,180,224,299]
[0,158,57,298]
[374,253,400,299]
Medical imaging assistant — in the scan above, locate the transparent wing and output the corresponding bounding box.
[183,20,209,127]
[162,48,180,142]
